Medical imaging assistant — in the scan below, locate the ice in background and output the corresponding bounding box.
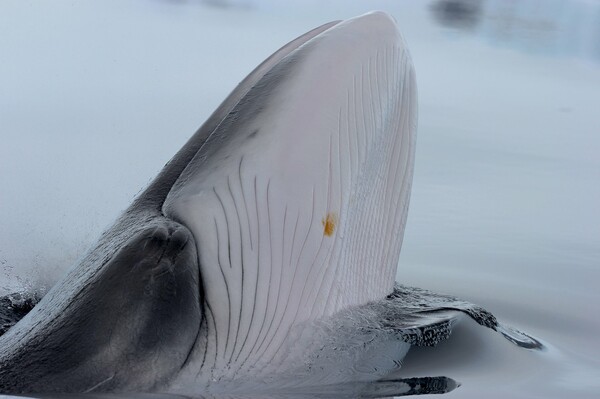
[0,0,599,397]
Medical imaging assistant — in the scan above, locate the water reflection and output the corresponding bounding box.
[430,0,600,63]
[430,0,483,30]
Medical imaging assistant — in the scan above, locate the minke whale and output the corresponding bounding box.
[0,11,541,396]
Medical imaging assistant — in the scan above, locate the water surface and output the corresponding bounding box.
[1,0,599,397]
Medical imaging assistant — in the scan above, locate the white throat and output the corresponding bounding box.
[163,11,417,378]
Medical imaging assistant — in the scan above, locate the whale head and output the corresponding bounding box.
[0,11,417,393]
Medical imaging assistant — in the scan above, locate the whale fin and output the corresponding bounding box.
[163,12,418,375]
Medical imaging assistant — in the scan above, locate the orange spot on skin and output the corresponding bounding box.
[322,213,338,237]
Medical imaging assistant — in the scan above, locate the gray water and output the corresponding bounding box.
[1,0,599,397]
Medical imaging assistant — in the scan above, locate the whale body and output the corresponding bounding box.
[0,11,540,396]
